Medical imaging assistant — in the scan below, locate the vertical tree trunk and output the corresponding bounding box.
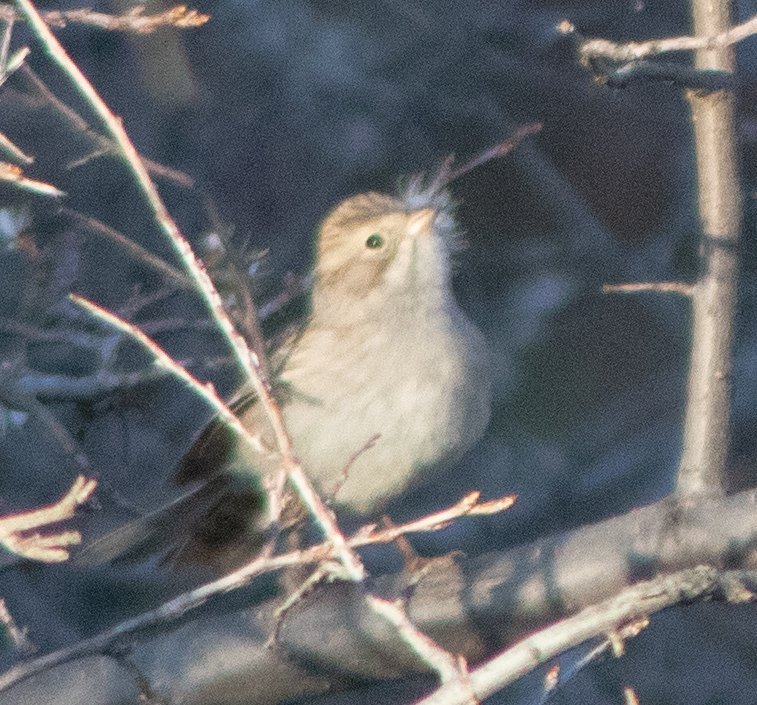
[677,0,743,500]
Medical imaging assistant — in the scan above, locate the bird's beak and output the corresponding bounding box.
[407,208,436,237]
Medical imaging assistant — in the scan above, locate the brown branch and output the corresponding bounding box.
[69,294,274,460]
[16,356,233,400]
[427,124,543,195]
[0,475,97,562]
[19,65,195,189]
[352,492,516,543]
[0,130,33,164]
[367,595,475,699]
[0,44,29,88]
[0,598,35,654]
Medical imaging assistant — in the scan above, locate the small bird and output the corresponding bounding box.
[80,182,492,570]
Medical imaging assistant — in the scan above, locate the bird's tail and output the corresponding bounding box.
[74,475,274,572]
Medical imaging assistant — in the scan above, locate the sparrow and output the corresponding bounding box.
[79,182,492,571]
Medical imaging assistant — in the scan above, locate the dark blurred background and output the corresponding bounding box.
[0,0,755,703]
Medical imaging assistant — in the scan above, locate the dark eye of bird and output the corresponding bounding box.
[365,233,384,249]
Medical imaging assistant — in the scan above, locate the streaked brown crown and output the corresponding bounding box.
[318,192,404,248]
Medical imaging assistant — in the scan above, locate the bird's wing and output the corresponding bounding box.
[174,318,307,486]
[173,390,260,485]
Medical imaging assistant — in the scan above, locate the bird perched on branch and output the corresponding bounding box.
[79,178,494,571]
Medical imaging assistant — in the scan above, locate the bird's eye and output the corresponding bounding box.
[365,233,384,249]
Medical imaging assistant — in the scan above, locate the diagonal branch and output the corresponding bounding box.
[415,567,756,705]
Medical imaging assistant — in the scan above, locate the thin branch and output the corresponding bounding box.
[0,41,29,89]
[0,475,97,562]
[602,282,695,297]
[561,14,757,63]
[0,386,95,475]
[352,492,515,543]
[0,12,12,72]
[0,130,33,164]
[427,123,542,195]
[413,567,755,705]
[60,208,188,286]
[0,4,210,34]
[367,595,475,699]
[69,294,274,460]
[0,161,64,197]
[0,598,35,654]
[600,62,734,92]
[19,65,195,189]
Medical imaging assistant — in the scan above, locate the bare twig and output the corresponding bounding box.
[0,598,35,654]
[428,123,543,195]
[0,4,210,34]
[0,475,97,562]
[69,295,274,460]
[352,492,515,543]
[600,62,734,92]
[17,366,171,400]
[257,272,310,320]
[0,601,34,656]
[368,595,475,700]
[0,161,64,198]
[0,12,13,72]
[0,387,95,475]
[19,65,195,188]
[0,130,33,164]
[413,567,755,705]
[602,282,695,297]
[60,208,188,287]
[561,14,757,63]
[0,35,29,89]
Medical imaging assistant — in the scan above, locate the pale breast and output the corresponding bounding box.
[279,310,491,514]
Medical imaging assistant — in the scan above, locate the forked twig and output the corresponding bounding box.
[0,475,97,562]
